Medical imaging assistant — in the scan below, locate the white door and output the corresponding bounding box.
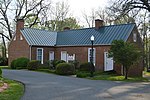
[61,51,67,62]
[88,48,96,65]
[49,51,54,61]
[104,52,113,71]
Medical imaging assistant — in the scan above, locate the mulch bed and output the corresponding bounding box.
[0,82,9,92]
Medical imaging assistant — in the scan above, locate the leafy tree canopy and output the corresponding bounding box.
[109,40,141,79]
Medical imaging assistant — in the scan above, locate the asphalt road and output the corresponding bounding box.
[2,69,150,100]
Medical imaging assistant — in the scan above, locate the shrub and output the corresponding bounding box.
[0,68,2,78]
[56,63,75,75]
[51,60,66,69]
[10,59,17,69]
[38,61,51,69]
[27,60,40,70]
[79,62,94,72]
[69,60,79,69]
[14,57,30,69]
[0,57,8,66]
[76,72,91,78]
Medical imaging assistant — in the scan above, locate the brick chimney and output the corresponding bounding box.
[16,19,24,40]
[95,19,104,29]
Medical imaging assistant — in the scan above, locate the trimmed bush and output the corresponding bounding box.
[27,60,40,70]
[56,63,75,75]
[0,57,8,66]
[79,62,93,72]
[0,68,2,78]
[51,60,66,69]
[14,57,30,69]
[69,60,79,69]
[10,59,17,69]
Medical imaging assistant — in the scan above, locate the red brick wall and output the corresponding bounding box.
[8,19,30,66]
[126,27,143,77]
[31,46,55,63]
[55,46,111,70]
[8,34,30,66]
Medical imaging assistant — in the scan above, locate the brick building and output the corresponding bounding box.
[8,19,143,77]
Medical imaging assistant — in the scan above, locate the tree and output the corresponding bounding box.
[47,17,81,31]
[0,0,51,40]
[109,40,141,79]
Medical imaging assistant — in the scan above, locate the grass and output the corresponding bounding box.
[143,71,150,76]
[77,71,149,82]
[0,66,11,69]
[88,75,148,82]
[0,79,24,100]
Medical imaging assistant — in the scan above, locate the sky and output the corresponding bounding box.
[53,0,109,26]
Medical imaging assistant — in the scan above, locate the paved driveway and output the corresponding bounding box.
[2,69,150,100]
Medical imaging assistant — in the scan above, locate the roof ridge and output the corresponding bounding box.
[22,27,56,33]
[105,23,135,27]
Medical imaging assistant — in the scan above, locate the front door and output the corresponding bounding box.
[104,52,113,71]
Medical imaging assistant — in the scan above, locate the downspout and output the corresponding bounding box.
[30,45,32,60]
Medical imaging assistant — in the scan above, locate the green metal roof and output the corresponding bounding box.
[21,28,57,46]
[56,23,135,46]
[20,23,135,46]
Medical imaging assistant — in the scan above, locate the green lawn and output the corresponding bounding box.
[0,79,24,100]
[0,66,11,69]
[77,71,149,82]
[88,75,148,82]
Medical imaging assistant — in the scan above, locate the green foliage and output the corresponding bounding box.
[79,62,93,72]
[109,40,141,79]
[50,60,66,69]
[14,57,30,69]
[76,72,91,78]
[0,68,2,78]
[38,61,52,69]
[56,63,75,75]
[27,60,40,70]
[0,57,8,66]
[69,60,79,69]
[49,17,82,31]
[10,59,17,69]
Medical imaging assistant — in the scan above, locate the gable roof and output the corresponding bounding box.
[21,28,57,46]
[21,23,135,46]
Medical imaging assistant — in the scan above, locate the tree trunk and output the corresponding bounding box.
[125,66,128,79]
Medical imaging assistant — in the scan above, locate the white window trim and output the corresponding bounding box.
[13,36,16,41]
[133,33,137,42]
[20,34,23,40]
[36,48,43,64]
[61,51,67,62]
[49,51,54,61]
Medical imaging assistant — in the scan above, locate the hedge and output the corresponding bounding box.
[56,63,75,75]
[27,60,40,70]
[14,57,30,69]
[79,62,94,72]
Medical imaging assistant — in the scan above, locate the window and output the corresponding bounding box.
[133,33,137,42]
[49,51,54,61]
[13,36,16,41]
[37,48,43,64]
[20,35,23,40]
[61,51,67,62]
